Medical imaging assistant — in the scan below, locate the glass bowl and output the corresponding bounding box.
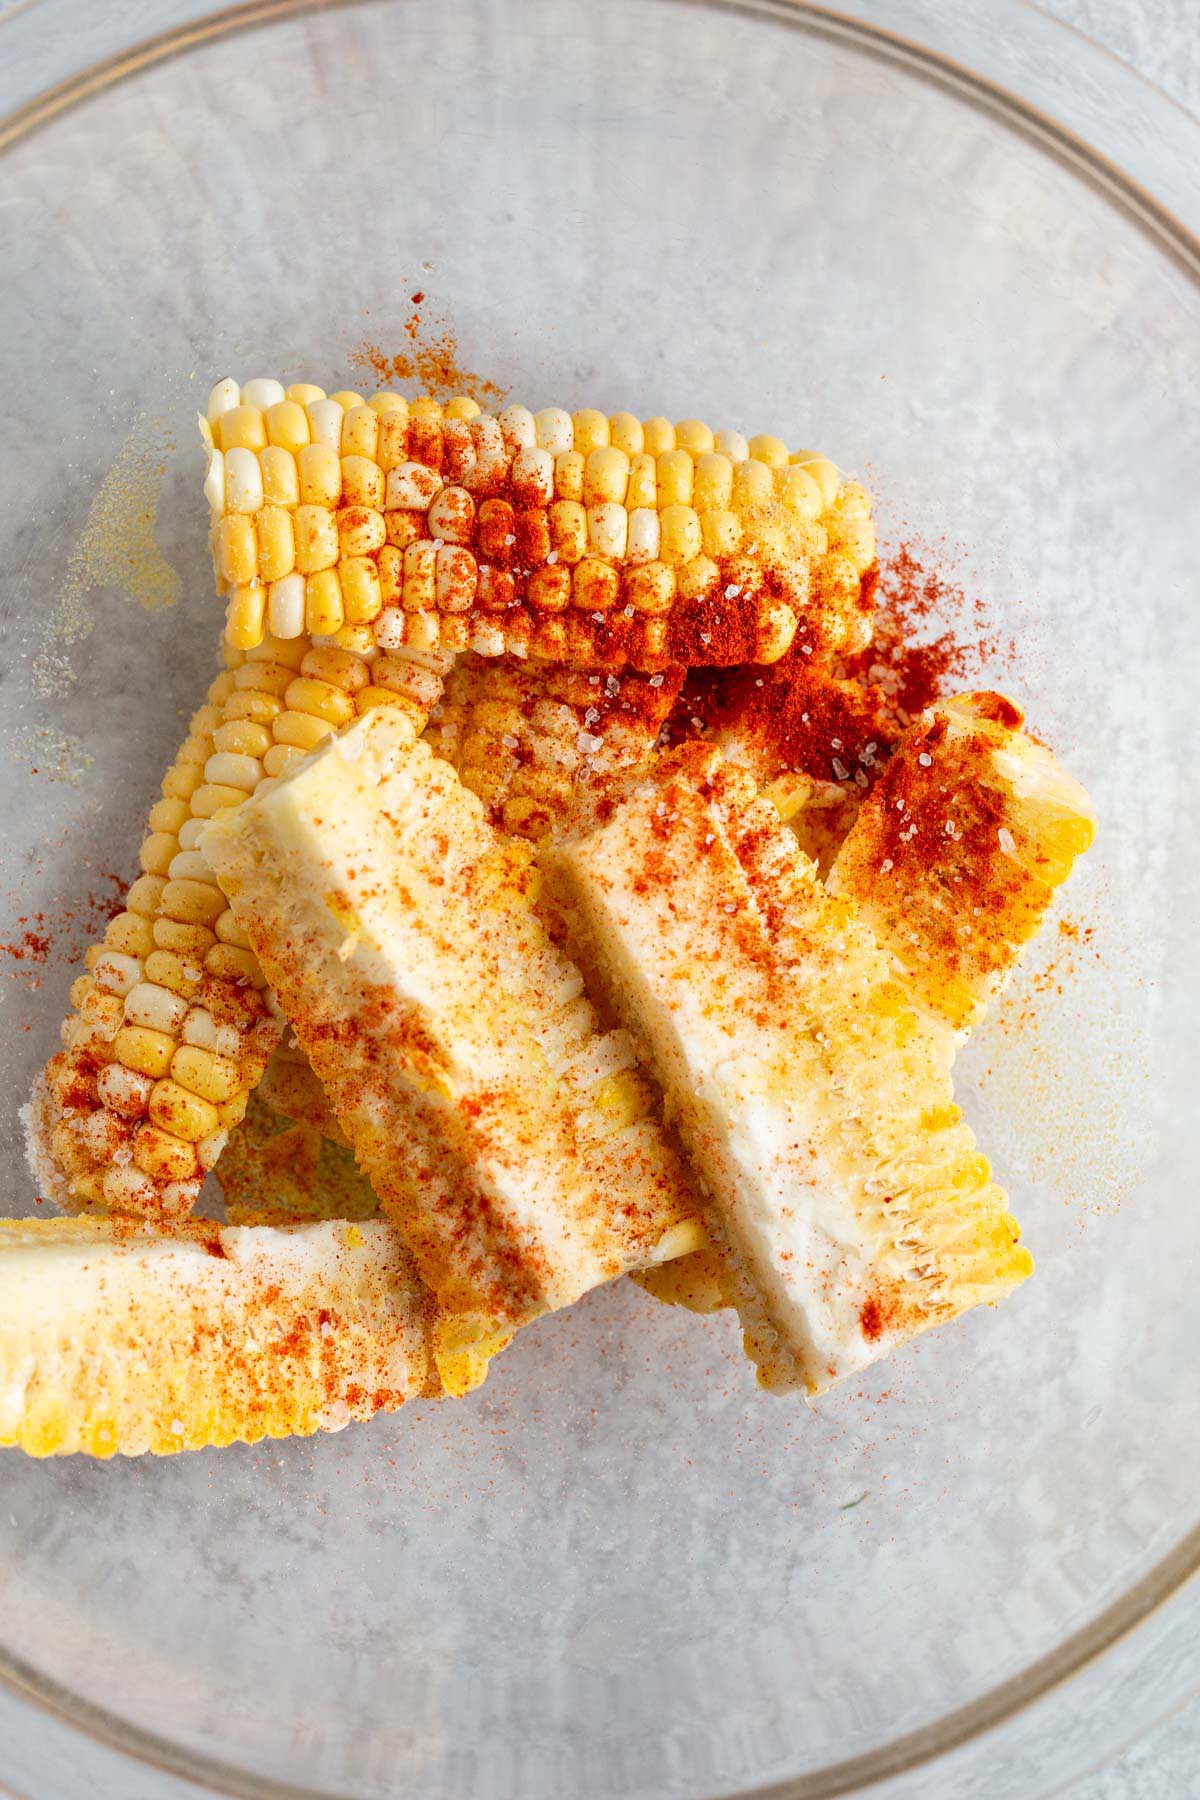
[1,3,1197,1796]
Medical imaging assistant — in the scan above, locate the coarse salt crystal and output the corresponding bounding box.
[724,583,741,599]
[918,752,933,767]
[504,533,516,546]
[881,857,894,873]
[831,757,850,781]
[649,674,664,688]
[170,1419,185,1437]
[546,550,558,564]
[584,707,601,725]
[501,732,519,750]
[577,730,604,754]
[998,827,1016,854]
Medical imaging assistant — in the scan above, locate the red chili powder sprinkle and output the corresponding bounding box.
[1,872,126,968]
[352,294,505,406]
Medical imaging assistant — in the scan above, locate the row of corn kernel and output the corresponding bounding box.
[45,634,453,1219]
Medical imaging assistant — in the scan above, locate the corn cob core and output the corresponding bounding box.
[202,711,703,1367]
[36,632,453,1222]
[0,1217,437,1457]
[828,693,1097,1031]
[549,742,1031,1393]
[202,379,877,671]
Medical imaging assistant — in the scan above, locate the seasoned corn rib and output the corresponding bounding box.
[828,693,1096,1032]
[33,637,450,1222]
[0,1217,437,1458]
[203,378,876,670]
[549,743,1031,1394]
[202,710,702,1381]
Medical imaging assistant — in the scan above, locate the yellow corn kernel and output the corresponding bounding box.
[301,645,369,691]
[624,561,676,614]
[329,390,364,411]
[659,504,702,567]
[527,566,572,613]
[700,507,742,558]
[694,452,734,512]
[293,505,338,574]
[748,433,789,468]
[226,584,265,649]
[190,782,253,818]
[126,875,166,919]
[263,743,305,779]
[332,623,377,658]
[114,1025,177,1079]
[284,383,324,406]
[171,1044,242,1104]
[582,446,630,506]
[338,507,385,559]
[402,541,436,611]
[217,1093,249,1131]
[218,515,257,586]
[139,833,177,878]
[265,399,309,451]
[148,1078,220,1142]
[161,761,202,801]
[286,676,356,727]
[298,442,342,507]
[256,506,296,582]
[215,907,252,947]
[105,913,156,958]
[625,453,657,510]
[218,405,266,452]
[213,720,272,758]
[677,554,719,602]
[608,412,644,455]
[586,503,628,560]
[733,457,775,512]
[410,396,443,422]
[153,919,217,957]
[548,501,587,565]
[144,951,202,998]
[161,878,226,927]
[369,391,407,415]
[341,405,380,460]
[304,568,344,636]
[260,445,300,507]
[573,557,620,612]
[235,658,294,696]
[206,943,266,986]
[133,1123,198,1181]
[782,464,823,522]
[147,797,189,836]
[338,557,382,624]
[792,452,841,507]
[554,451,585,502]
[572,409,610,454]
[273,710,334,751]
[656,449,694,508]
[642,417,675,455]
[675,419,714,456]
[377,411,410,470]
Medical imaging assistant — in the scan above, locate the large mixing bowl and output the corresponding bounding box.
[0,3,1197,1795]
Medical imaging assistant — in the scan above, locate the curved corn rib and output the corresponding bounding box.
[33,638,450,1222]
[201,710,703,1383]
[549,743,1032,1394]
[202,379,876,670]
[827,693,1096,1032]
[0,1217,437,1458]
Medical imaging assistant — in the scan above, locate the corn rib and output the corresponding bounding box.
[549,743,1032,1394]
[201,710,703,1383]
[203,379,877,670]
[0,1217,437,1458]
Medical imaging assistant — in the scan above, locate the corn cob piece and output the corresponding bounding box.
[202,379,877,671]
[828,693,1096,1032]
[0,1217,437,1458]
[548,743,1031,1394]
[201,709,704,1377]
[33,635,452,1223]
[424,653,685,842]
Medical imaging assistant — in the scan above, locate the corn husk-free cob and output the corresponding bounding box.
[0,1216,436,1457]
[202,709,703,1387]
[548,742,1033,1393]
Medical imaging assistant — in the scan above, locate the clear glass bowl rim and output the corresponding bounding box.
[1,2,1197,1796]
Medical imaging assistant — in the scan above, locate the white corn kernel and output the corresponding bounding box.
[511,446,554,507]
[534,408,574,455]
[497,404,536,449]
[97,1062,154,1118]
[373,610,407,651]
[241,377,286,411]
[268,571,306,639]
[177,819,206,853]
[306,397,345,448]
[224,446,264,513]
[206,377,241,422]
[91,950,142,997]
[196,1129,229,1171]
[167,850,215,884]
[204,751,262,792]
[102,1166,160,1214]
[714,429,749,462]
[386,463,443,510]
[124,982,189,1035]
[626,508,661,564]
